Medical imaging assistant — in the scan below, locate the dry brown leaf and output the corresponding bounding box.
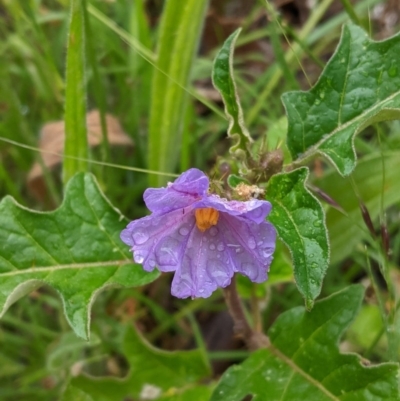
[27,110,133,201]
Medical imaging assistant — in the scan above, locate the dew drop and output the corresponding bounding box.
[209,243,216,250]
[149,259,156,268]
[248,236,256,250]
[260,247,273,259]
[235,247,242,254]
[155,237,180,267]
[132,231,149,245]
[209,227,219,237]
[241,262,258,280]
[207,259,230,287]
[179,226,190,236]
[134,252,145,264]
[217,242,225,251]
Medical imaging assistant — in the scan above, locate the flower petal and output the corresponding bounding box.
[218,213,276,282]
[144,169,209,215]
[120,208,196,272]
[171,224,234,298]
[172,168,209,195]
[198,195,272,223]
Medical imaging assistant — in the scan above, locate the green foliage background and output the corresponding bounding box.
[0,0,400,400]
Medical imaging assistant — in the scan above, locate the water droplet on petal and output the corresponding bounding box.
[155,237,180,267]
[260,247,273,259]
[209,227,219,237]
[149,259,156,268]
[133,231,149,245]
[241,262,258,280]
[217,242,225,251]
[207,259,231,287]
[209,243,216,250]
[134,252,145,264]
[179,226,190,236]
[236,247,242,254]
[248,236,256,250]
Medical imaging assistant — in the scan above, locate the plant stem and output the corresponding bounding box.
[223,275,269,350]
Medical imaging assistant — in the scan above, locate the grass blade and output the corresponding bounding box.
[63,0,88,185]
[148,0,209,186]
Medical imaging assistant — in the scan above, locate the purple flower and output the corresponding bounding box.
[120,169,276,298]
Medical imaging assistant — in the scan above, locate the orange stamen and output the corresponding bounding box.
[195,208,219,232]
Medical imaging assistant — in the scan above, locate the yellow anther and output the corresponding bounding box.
[195,208,219,232]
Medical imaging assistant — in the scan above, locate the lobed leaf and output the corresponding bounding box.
[266,167,329,308]
[212,29,253,157]
[211,285,399,401]
[0,173,158,339]
[71,325,211,400]
[283,23,400,176]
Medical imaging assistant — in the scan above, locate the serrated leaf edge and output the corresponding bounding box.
[283,23,400,176]
[0,173,157,340]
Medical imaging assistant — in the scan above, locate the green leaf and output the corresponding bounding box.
[227,174,250,189]
[267,239,294,286]
[211,285,399,401]
[148,0,209,186]
[47,332,101,371]
[266,167,329,308]
[157,386,212,401]
[0,173,158,339]
[347,304,384,351]
[212,29,253,157]
[283,23,400,176]
[314,151,400,264]
[72,325,211,400]
[62,384,94,401]
[63,0,89,184]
